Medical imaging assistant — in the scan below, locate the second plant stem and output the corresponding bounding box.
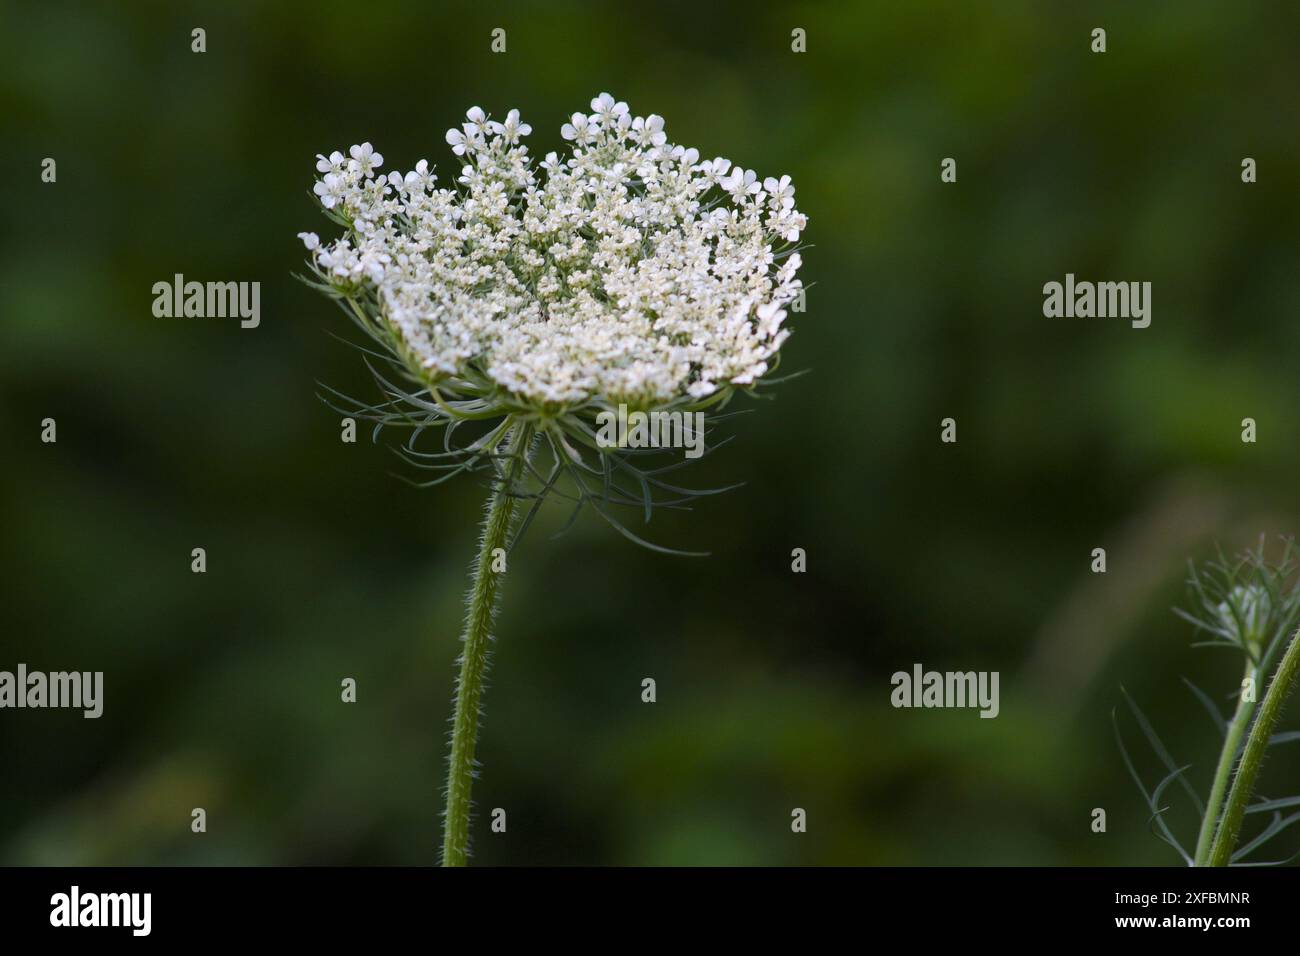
[1193,658,1258,866]
[441,419,533,867]
[1207,625,1300,867]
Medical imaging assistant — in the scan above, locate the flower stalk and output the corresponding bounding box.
[441,420,534,867]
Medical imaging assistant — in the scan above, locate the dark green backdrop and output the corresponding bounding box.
[2,0,1299,865]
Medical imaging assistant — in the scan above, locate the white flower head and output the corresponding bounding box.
[302,93,808,414]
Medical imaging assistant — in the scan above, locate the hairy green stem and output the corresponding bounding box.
[1208,626,1300,866]
[441,420,533,867]
[1193,659,1257,866]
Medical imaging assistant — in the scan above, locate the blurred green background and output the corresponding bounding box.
[3,0,1300,865]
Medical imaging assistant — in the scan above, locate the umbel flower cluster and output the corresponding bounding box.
[300,94,809,866]
[300,92,806,410]
[300,94,808,557]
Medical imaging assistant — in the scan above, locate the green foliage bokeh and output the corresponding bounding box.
[2,0,1299,865]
